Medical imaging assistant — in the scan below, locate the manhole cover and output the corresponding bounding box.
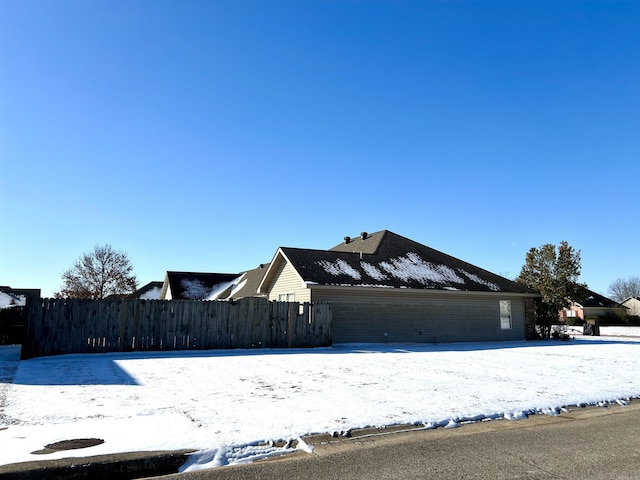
[32,438,104,455]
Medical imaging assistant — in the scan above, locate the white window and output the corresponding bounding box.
[500,300,512,330]
[278,293,295,302]
[566,310,576,318]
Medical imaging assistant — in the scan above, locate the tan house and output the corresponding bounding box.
[621,297,640,317]
[561,290,628,322]
[257,230,539,343]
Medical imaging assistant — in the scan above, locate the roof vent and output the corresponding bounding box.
[344,236,351,244]
[361,232,368,240]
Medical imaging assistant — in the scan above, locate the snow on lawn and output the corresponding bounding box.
[598,326,640,336]
[2,334,640,472]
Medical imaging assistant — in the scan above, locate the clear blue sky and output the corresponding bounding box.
[1,1,638,298]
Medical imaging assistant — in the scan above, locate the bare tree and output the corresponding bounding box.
[56,244,138,299]
[608,277,640,303]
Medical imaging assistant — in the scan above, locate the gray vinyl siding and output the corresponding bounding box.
[310,287,526,343]
[267,261,311,303]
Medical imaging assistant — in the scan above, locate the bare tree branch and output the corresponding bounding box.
[608,277,640,303]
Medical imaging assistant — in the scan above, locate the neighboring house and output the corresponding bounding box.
[256,230,539,343]
[621,297,640,317]
[159,264,272,301]
[160,271,244,300]
[225,264,270,300]
[135,281,164,300]
[561,290,628,321]
[0,286,41,308]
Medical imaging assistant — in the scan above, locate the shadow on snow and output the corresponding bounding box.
[2,336,638,386]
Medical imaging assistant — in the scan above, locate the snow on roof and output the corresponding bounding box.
[379,252,465,285]
[0,291,25,309]
[181,279,213,300]
[139,286,162,300]
[460,271,500,292]
[165,272,242,300]
[179,277,244,301]
[206,277,245,301]
[317,259,362,280]
[228,279,248,298]
[360,261,388,281]
[317,252,500,291]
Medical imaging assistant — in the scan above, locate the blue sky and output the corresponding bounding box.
[1,1,638,298]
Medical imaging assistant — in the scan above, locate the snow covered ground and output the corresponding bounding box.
[1,327,640,472]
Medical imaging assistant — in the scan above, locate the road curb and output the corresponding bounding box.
[1,402,637,479]
[0,450,194,480]
[283,400,640,460]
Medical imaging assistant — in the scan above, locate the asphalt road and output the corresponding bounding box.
[153,402,640,480]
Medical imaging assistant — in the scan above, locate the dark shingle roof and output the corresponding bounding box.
[135,281,164,299]
[165,272,241,300]
[576,290,627,309]
[0,286,41,299]
[280,230,534,294]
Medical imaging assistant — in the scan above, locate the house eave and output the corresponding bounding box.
[307,284,540,297]
[257,248,307,295]
[256,251,282,294]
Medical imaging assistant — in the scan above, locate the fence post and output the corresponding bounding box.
[20,298,38,360]
[287,303,296,348]
[119,300,127,351]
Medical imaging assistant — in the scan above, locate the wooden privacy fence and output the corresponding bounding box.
[21,297,332,360]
